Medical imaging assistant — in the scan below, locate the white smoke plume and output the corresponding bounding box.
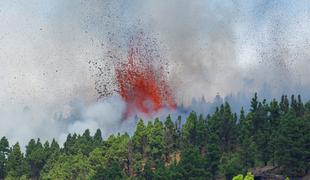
[135,0,310,102]
[0,95,132,148]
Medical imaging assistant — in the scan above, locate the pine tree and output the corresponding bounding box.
[149,118,164,163]
[178,146,207,179]
[297,94,304,116]
[26,139,46,179]
[255,100,271,166]
[163,115,177,162]
[269,99,280,165]
[25,139,36,160]
[196,114,207,155]
[50,139,60,154]
[132,119,148,174]
[7,143,27,179]
[93,129,103,147]
[205,132,221,180]
[239,113,256,171]
[280,95,289,115]
[132,119,147,161]
[182,111,198,146]
[250,93,258,112]
[0,137,9,179]
[208,102,237,153]
[220,153,242,180]
[79,129,94,155]
[275,112,310,176]
[43,141,50,153]
[63,133,77,155]
[290,94,301,117]
[91,159,123,180]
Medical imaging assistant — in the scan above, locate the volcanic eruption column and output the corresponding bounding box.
[115,37,177,117]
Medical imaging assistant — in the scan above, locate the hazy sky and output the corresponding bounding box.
[0,0,310,145]
[1,1,309,105]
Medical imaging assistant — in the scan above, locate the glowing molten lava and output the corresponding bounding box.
[116,47,176,117]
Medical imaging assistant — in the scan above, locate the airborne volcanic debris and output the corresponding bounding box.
[89,32,176,117]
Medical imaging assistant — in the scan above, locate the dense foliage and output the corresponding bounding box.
[0,93,309,179]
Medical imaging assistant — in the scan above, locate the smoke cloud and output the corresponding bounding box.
[1,0,310,146]
[136,0,310,102]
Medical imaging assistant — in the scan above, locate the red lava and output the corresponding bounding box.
[115,46,176,117]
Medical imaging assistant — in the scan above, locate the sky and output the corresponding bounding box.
[0,0,310,146]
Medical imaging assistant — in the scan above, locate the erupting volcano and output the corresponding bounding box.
[115,39,176,117]
[90,32,177,117]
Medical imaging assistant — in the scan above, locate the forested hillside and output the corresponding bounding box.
[0,93,309,179]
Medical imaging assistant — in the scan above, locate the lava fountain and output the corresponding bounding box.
[90,32,177,118]
[115,37,176,117]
